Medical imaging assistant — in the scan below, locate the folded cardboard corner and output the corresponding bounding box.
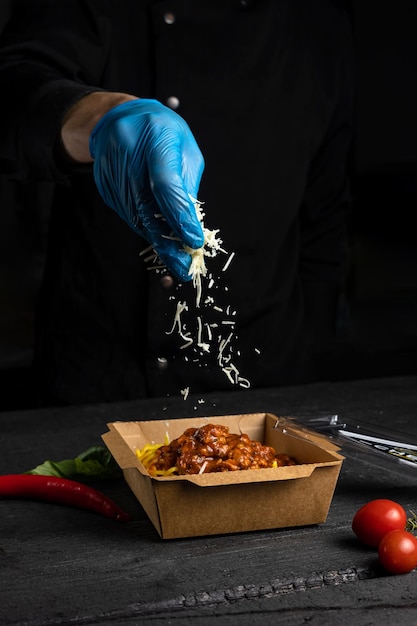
[102,413,344,539]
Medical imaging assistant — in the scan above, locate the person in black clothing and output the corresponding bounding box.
[0,0,354,406]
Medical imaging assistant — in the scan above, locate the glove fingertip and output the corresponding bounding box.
[168,261,192,283]
[157,248,192,283]
[183,222,205,250]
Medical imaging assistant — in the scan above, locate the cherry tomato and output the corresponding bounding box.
[352,499,407,547]
[378,529,417,574]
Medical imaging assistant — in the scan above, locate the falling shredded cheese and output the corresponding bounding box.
[183,231,223,307]
[197,316,210,352]
[165,302,192,349]
[205,323,213,342]
[222,251,235,272]
[181,387,190,401]
[140,197,252,394]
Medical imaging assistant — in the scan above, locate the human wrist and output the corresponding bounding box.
[60,91,138,163]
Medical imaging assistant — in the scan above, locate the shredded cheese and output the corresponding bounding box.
[222,251,235,272]
[140,197,254,394]
[181,387,190,401]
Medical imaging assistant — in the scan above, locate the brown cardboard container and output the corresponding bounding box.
[102,413,344,539]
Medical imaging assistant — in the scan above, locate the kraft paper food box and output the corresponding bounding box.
[102,413,344,539]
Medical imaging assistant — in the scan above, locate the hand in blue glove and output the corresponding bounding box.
[89,99,205,281]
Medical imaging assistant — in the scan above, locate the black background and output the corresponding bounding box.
[1,1,416,409]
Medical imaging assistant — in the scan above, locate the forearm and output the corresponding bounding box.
[60,92,138,163]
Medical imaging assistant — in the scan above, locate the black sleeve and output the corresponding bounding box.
[0,0,112,182]
[299,9,354,337]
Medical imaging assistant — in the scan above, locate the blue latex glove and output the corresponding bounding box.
[89,99,205,281]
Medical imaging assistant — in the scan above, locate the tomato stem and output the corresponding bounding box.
[406,510,417,533]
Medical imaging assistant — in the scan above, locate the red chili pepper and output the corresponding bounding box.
[0,474,132,522]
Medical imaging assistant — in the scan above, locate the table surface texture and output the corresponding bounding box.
[1,375,417,626]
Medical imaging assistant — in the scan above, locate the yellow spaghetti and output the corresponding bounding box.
[136,433,179,477]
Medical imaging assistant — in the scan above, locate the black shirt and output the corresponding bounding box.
[0,0,354,405]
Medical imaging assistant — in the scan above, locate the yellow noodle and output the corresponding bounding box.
[150,466,179,477]
[136,435,178,476]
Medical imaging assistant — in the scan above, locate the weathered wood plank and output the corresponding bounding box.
[1,376,417,625]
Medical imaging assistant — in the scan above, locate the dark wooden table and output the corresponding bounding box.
[2,375,417,626]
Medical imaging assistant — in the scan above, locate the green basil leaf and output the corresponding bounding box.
[26,459,76,478]
[25,446,122,480]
